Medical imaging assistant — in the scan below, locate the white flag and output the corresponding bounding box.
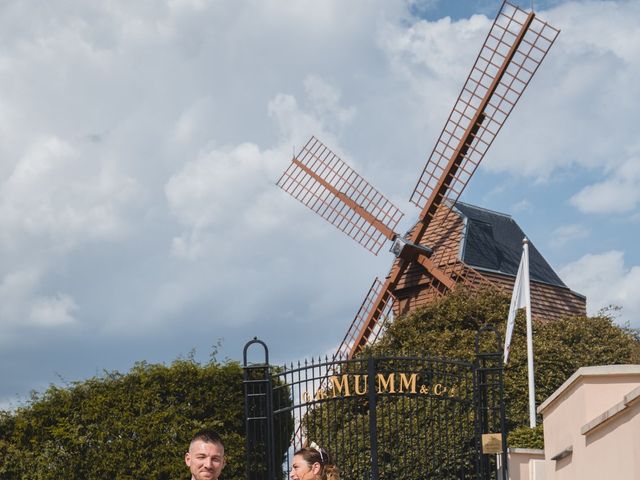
[503,238,531,364]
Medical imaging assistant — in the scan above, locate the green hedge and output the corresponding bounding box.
[0,354,291,479]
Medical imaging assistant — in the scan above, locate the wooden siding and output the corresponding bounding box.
[390,204,586,321]
[480,271,586,322]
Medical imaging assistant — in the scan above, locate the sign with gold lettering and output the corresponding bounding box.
[481,433,503,454]
[300,372,460,402]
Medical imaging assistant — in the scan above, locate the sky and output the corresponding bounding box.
[1,0,639,409]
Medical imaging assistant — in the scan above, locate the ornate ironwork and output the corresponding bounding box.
[244,331,507,480]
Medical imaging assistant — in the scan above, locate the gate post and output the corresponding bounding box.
[367,356,379,480]
[475,325,508,480]
[243,338,275,480]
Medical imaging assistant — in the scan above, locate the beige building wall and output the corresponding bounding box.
[536,365,640,480]
[507,448,545,480]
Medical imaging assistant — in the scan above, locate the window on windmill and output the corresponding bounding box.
[469,219,494,239]
[465,219,501,271]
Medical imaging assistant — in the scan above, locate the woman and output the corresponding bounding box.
[289,442,340,480]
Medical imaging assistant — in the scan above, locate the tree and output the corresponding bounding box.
[372,287,640,430]
[301,286,640,469]
[0,354,293,480]
[296,288,640,477]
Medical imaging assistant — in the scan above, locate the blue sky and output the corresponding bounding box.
[1,0,639,409]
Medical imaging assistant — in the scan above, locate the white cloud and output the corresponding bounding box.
[166,142,265,230]
[166,75,359,261]
[511,199,533,213]
[0,136,140,250]
[165,142,284,259]
[532,1,640,176]
[29,293,78,327]
[303,75,356,128]
[378,13,488,112]
[560,251,640,327]
[268,76,356,147]
[171,96,216,145]
[0,0,637,407]
[0,268,41,327]
[268,94,324,145]
[570,157,640,214]
[0,268,79,335]
[549,223,590,248]
[378,0,640,211]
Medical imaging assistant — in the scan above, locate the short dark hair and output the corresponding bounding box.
[190,429,224,449]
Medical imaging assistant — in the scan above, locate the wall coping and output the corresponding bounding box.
[580,384,640,435]
[537,364,640,414]
[507,448,545,455]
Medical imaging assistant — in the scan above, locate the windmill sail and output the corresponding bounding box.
[411,1,559,223]
[343,2,560,357]
[277,2,560,361]
[277,136,404,255]
[333,277,396,360]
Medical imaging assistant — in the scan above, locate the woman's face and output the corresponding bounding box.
[289,454,319,480]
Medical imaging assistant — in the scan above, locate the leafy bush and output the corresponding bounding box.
[0,353,291,479]
[372,287,640,435]
[508,424,544,449]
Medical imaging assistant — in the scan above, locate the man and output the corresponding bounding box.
[185,429,226,480]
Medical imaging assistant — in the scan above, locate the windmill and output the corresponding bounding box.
[277,1,564,360]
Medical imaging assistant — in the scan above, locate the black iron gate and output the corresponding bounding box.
[243,327,506,480]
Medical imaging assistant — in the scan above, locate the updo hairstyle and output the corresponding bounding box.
[294,445,340,480]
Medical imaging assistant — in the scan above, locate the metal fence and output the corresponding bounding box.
[243,327,506,480]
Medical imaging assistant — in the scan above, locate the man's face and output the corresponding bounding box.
[185,440,225,480]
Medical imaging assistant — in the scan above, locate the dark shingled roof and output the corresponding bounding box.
[453,202,566,287]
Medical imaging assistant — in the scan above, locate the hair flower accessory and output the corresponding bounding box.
[309,441,326,463]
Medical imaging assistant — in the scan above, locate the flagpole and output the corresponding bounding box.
[523,238,536,428]
[503,237,537,427]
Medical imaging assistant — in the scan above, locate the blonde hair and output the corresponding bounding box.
[294,446,340,480]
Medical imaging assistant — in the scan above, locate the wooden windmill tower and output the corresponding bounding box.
[277,2,585,360]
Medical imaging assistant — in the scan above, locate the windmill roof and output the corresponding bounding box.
[453,202,566,287]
